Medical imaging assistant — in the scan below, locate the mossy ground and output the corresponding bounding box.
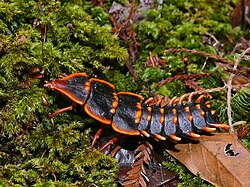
[0,0,249,186]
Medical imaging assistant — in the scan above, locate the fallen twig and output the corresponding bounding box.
[204,32,220,48]
[227,47,250,133]
[184,83,250,96]
[156,73,212,87]
[164,48,234,64]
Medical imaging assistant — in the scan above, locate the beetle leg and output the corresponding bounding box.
[49,102,77,129]
[92,125,104,148]
[99,135,123,152]
[49,102,77,119]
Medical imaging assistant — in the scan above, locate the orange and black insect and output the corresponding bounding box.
[44,73,229,147]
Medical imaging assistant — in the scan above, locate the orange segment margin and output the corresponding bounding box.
[53,87,87,105]
[48,72,89,105]
[60,72,88,80]
[84,104,112,125]
[111,122,140,135]
[117,92,144,100]
[89,78,115,90]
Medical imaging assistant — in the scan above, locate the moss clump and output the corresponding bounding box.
[0,0,125,186]
[0,0,249,186]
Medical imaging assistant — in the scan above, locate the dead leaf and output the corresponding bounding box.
[166,133,250,187]
[231,0,250,27]
[236,123,249,139]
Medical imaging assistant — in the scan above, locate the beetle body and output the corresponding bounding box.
[45,73,229,142]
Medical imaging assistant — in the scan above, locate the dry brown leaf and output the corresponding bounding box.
[237,123,249,139]
[231,0,250,27]
[166,133,250,187]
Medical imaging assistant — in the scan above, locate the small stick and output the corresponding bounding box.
[227,47,250,132]
[204,32,220,48]
[164,48,250,72]
[184,83,250,96]
[125,60,140,84]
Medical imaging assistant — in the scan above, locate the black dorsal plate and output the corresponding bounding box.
[163,104,177,137]
[137,103,150,131]
[187,101,207,132]
[149,104,163,135]
[200,102,219,125]
[84,78,116,124]
[175,103,193,136]
[112,92,143,135]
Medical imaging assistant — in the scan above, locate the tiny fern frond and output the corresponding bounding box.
[231,88,250,121]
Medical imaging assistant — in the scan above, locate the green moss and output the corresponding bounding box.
[0,0,123,186]
[0,0,249,186]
